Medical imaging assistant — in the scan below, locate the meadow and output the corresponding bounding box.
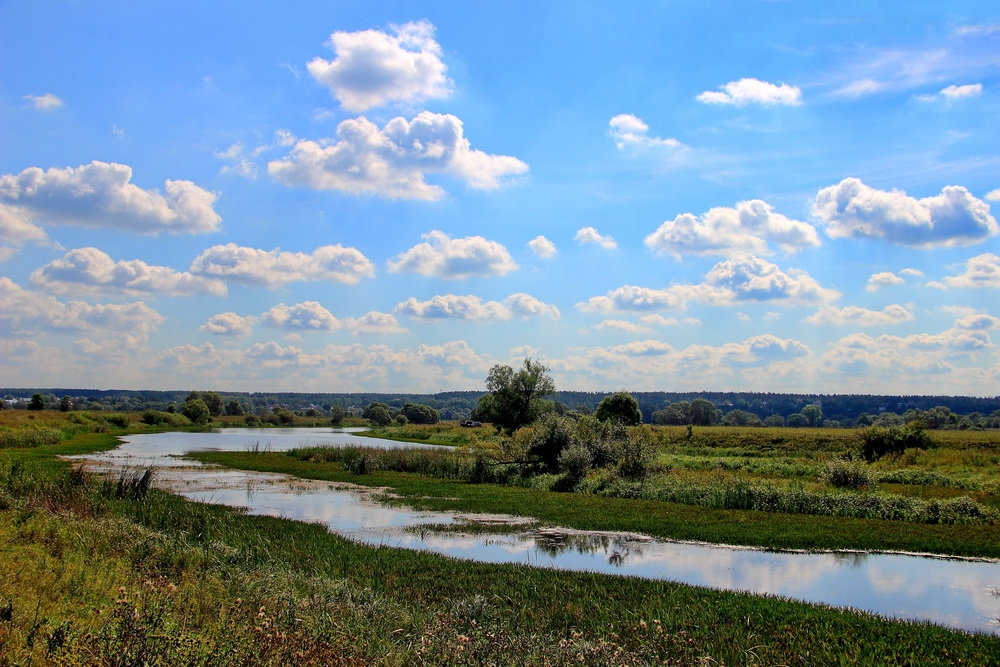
[1,410,998,664]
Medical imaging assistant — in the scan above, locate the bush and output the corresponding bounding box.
[861,424,935,461]
[141,410,169,426]
[526,415,575,472]
[819,459,875,489]
[558,442,592,481]
[105,414,130,428]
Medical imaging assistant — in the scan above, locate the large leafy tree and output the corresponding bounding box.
[594,392,642,426]
[473,358,556,434]
[402,402,439,424]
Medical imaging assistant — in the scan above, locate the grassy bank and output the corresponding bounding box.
[1,437,998,664]
[193,450,1000,558]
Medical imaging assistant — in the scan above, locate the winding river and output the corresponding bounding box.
[70,427,1000,635]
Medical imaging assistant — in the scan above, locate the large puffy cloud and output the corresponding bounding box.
[608,114,686,153]
[804,304,914,326]
[0,161,221,235]
[0,277,163,334]
[703,255,840,304]
[579,256,838,312]
[953,313,1000,330]
[268,112,527,200]
[696,78,803,106]
[31,247,226,296]
[395,292,558,320]
[388,231,517,279]
[928,253,1000,288]
[201,312,255,337]
[813,178,998,248]
[262,302,342,331]
[190,243,375,287]
[0,203,48,249]
[645,200,820,258]
[307,20,451,112]
[575,227,617,249]
[822,317,995,377]
[550,335,809,388]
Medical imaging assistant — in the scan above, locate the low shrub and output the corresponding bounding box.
[861,425,935,461]
[819,459,876,489]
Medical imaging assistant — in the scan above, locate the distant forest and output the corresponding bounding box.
[3,387,999,426]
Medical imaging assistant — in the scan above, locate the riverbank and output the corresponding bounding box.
[1,418,998,663]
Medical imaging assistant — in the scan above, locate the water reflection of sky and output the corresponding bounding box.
[71,430,1000,636]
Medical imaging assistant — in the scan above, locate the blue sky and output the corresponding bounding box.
[1,1,998,394]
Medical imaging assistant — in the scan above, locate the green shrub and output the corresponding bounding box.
[861,425,935,461]
[819,459,876,489]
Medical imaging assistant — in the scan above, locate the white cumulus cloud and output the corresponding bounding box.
[696,78,803,106]
[645,200,820,258]
[395,292,558,321]
[813,178,998,248]
[0,277,164,335]
[190,243,375,287]
[575,227,617,249]
[201,312,255,337]
[578,256,838,312]
[261,301,342,331]
[528,235,557,258]
[608,114,686,153]
[928,253,1000,289]
[804,304,915,326]
[865,268,924,291]
[307,20,451,112]
[268,112,527,200]
[388,231,517,279]
[345,311,407,335]
[0,203,48,256]
[0,161,221,235]
[31,247,226,296]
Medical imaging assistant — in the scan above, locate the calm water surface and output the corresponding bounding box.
[72,428,1000,635]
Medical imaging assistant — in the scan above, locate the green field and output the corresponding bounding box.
[1,411,998,664]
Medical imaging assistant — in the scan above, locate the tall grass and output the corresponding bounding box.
[2,447,997,665]
[583,475,994,524]
[288,445,996,525]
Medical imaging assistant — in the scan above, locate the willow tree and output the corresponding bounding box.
[473,358,555,434]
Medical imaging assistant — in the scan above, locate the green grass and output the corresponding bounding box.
[1,436,998,664]
[191,451,1000,558]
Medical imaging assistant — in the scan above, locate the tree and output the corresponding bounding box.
[181,398,211,424]
[473,358,556,434]
[367,404,393,427]
[688,399,720,426]
[28,394,45,411]
[594,392,642,426]
[59,396,73,412]
[363,402,392,420]
[653,401,690,425]
[801,404,823,427]
[786,413,809,427]
[723,409,761,427]
[329,405,346,425]
[764,414,785,427]
[224,400,244,416]
[202,392,223,417]
[402,402,440,425]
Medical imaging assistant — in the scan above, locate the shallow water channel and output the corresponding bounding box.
[72,427,999,635]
